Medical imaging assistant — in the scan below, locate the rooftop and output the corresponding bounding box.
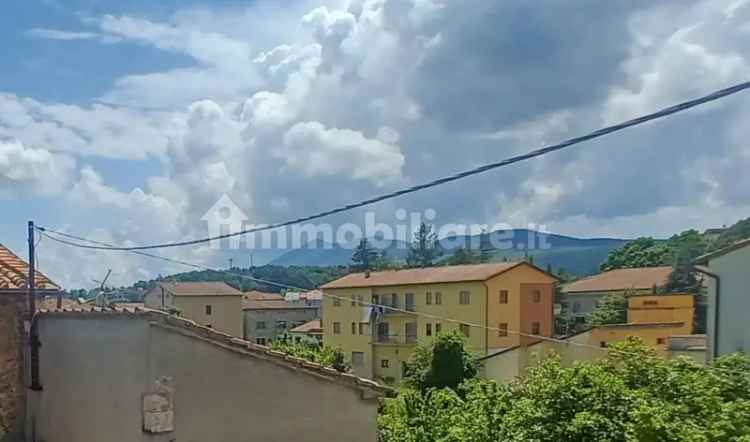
[290,319,322,334]
[158,281,242,297]
[243,298,318,310]
[321,262,555,289]
[244,291,284,301]
[34,306,392,398]
[595,321,685,329]
[562,266,672,294]
[0,243,59,290]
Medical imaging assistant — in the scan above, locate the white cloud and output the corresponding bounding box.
[280,121,404,184]
[0,138,75,197]
[26,28,99,41]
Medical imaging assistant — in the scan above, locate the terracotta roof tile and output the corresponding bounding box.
[562,266,672,294]
[242,299,318,310]
[159,281,241,297]
[243,291,284,301]
[694,237,750,265]
[321,262,554,289]
[0,243,59,290]
[290,319,322,333]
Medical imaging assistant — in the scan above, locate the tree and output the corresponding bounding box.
[271,340,350,373]
[351,238,378,271]
[446,247,481,265]
[600,237,670,271]
[406,223,442,268]
[662,230,706,293]
[587,293,628,326]
[403,331,478,392]
[380,340,750,442]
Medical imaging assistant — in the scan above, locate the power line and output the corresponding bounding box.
[35,228,697,359]
[36,80,750,251]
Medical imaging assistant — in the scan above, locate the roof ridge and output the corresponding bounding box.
[34,307,392,398]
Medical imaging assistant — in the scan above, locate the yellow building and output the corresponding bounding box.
[627,293,695,328]
[144,282,243,337]
[321,262,558,382]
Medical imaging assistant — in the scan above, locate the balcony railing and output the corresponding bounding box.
[375,333,418,344]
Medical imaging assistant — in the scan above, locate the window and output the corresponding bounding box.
[256,321,266,330]
[656,337,666,345]
[333,322,341,334]
[372,294,380,305]
[352,352,364,367]
[333,297,341,307]
[426,292,432,305]
[205,305,213,315]
[531,321,540,335]
[256,337,267,346]
[435,323,442,334]
[357,294,364,306]
[377,322,390,342]
[459,291,471,305]
[426,323,433,337]
[405,293,415,311]
[499,290,508,304]
[405,322,417,343]
[600,341,607,348]
[533,290,541,303]
[351,322,357,334]
[459,323,470,337]
[358,322,367,335]
[435,292,442,305]
[572,302,581,313]
[381,359,390,368]
[276,320,288,330]
[498,323,508,337]
[391,293,398,308]
[351,295,356,306]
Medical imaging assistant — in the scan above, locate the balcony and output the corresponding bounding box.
[374,334,418,345]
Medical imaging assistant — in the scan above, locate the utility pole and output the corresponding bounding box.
[28,220,42,390]
[27,221,36,317]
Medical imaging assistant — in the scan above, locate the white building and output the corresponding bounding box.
[695,238,750,359]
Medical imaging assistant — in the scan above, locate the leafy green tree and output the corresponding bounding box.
[406,223,442,268]
[380,339,750,442]
[587,293,628,326]
[352,238,379,271]
[403,331,478,392]
[600,237,670,271]
[446,247,481,265]
[271,340,350,372]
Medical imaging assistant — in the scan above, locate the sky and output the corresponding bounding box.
[1,0,750,289]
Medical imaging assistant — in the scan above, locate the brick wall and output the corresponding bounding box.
[0,293,27,439]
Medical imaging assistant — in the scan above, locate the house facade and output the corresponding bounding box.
[695,238,750,358]
[28,308,388,442]
[290,319,323,345]
[0,243,60,439]
[321,262,558,382]
[561,266,672,327]
[144,282,243,337]
[243,299,319,346]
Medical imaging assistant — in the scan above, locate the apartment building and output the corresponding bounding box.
[321,262,557,382]
[144,282,243,337]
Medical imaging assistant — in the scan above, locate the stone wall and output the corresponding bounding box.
[0,293,26,440]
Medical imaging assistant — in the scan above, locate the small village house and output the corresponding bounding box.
[27,307,389,442]
[695,238,750,358]
[321,262,558,382]
[243,297,319,346]
[143,282,243,337]
[0,243,60,440]
[561,266,673,326]
[289,319,323,345]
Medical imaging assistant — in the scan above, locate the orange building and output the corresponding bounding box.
[627,293,695,330]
